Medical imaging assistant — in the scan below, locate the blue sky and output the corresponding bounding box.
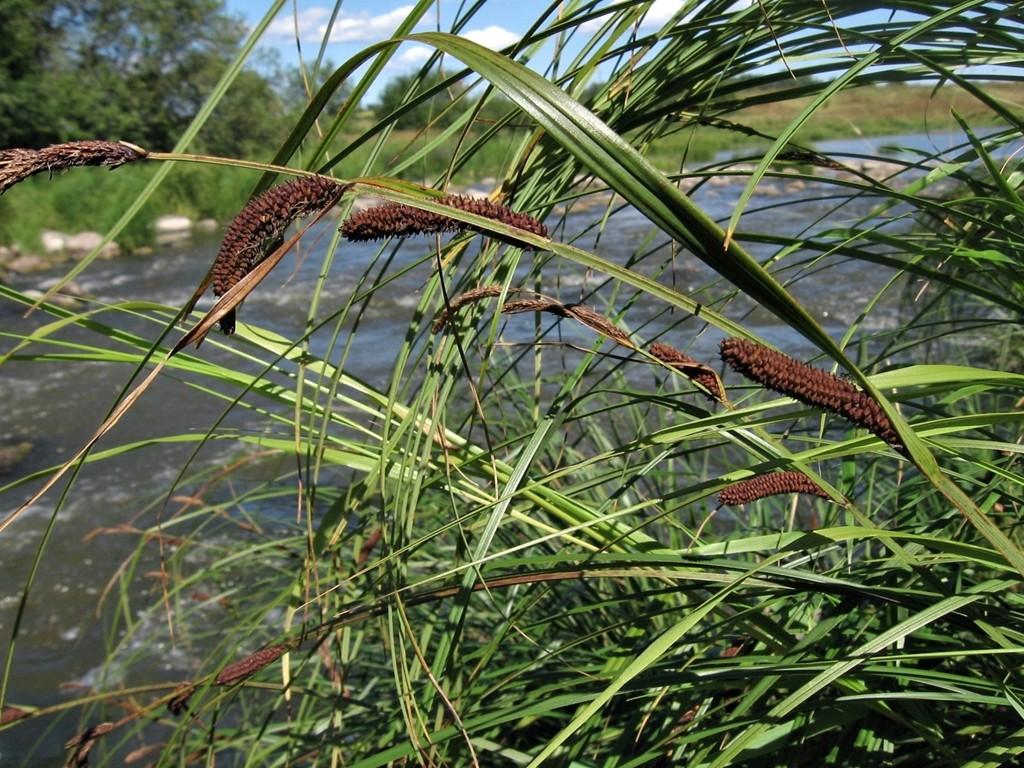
[220,2,999,104]
[226,0,537,70]
[222,0,712,100]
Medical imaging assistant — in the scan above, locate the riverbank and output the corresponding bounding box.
[2,81,1018,268]
[0,152,920,284]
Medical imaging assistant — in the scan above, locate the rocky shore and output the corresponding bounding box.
[0,157,920,283]
[0,214,220,275]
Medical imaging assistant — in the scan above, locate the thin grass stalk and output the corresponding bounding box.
[501,297,634,347]
[432,284,508,332]
[3,3,1023,767]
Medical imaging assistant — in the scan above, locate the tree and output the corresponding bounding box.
[0,0,288,155]
[0,0,64,147]
[373,70,468,130]
[278,60,354,118]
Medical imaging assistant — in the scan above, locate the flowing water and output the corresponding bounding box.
[0,132,987,764]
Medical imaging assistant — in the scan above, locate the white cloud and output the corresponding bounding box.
[267,7,329,41]
[463,25,520,51]
[398,45,434,65]
[267,4,416,45]
[645,0,753,26]
[642,0,688,27]
[391,28,518,73]
[580,15,609,33]
[329,5,415,43]
[580,0,754,32]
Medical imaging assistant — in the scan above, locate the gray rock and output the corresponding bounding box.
[38,278,87,297]
[155,230,191,246]
[66,231,119,259]
[708,175,737,187]
[0,441,32,475]
[195,218,219,233]
[40,230,68,254]
[23,288,82,309]
[155,215,193,234]
[858,160,904,181]
[6,254,49,273]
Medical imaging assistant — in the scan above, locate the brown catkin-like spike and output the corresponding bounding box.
[432,284,507,332]
[648,341,725,402]
[719,338,900,446]
[167,683,196,716]
[65,722,117,767]
[215,643,289,686]
[212,176,344,334]
[341,194,547,248]
[501,298,569,317]
[719,471,830,506]
[502,298,633,347]
[564,304,634,348]
[1,705,29,725]
[357,527,383,565]
[0,140,146,195]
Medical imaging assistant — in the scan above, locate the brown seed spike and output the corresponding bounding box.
[1,705,29,725]
[215,643,289,686]
[0,140,147,195]
[501,298,568,316]
[501,298,633,348]
[719,471,830,506]
[564,304,634,348]
[432,284,507,332]
[65,721,117,768]
[648,341,725,402]
[719,337,900,446]
[341,194,547,249]
[340,200,459,241]
[167,683,196,716]
[211,176,344,334]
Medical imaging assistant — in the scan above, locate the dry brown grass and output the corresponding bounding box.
[648,341,725,402]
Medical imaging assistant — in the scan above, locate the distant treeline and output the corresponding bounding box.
[0,0,535,158]
[0,0,292,154]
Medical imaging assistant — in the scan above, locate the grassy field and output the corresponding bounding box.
[642,81,1024,167]
[2,82,1020,256]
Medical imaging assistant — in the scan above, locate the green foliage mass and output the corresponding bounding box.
[2,1,1024,767]
[0,0,288,155]
[373,69,469,130]
[372,68,522,131]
